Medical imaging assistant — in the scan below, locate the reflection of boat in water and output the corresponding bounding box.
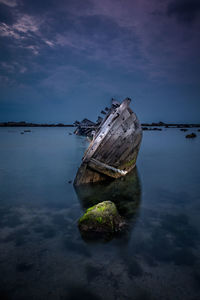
[74,98,142,185]
[74,167,141,222]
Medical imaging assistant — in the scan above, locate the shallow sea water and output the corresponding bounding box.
[0,127,200,300]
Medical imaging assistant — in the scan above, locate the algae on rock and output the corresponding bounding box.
[78,201,126,238]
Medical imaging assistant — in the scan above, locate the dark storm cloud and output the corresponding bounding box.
[18,0,57,14]
[167,0,200,23]
[18,0,93,16]
[0,0,199,122]
[0,0,17,7]
[0,3,16,24]
[0,0,199,76]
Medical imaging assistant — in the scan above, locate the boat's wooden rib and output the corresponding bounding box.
[88,158,128,179]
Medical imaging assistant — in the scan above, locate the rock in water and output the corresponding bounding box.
[78,201,126,238]
[185,133,197,138]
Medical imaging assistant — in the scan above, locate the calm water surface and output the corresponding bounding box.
[0,127,200,300]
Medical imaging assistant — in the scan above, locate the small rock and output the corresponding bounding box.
[68,180,72,184]
[20,132,24,134]
[185,133,197,138]
[180,129,188,132]
[24,130,31,133]
[68,132,72,135]
[153,128,162,131]
[78,201,126,239]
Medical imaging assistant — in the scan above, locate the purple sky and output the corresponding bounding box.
[0,0,199,123]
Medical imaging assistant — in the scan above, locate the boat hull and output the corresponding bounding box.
[74,98,142,185]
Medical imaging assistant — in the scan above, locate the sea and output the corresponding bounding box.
[0,127,199,300]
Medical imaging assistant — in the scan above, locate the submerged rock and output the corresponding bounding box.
[185,133,197,138]
[75,168,141,220]
[180,129,188,132]
[152,127,162,131]
[78,201,126,238]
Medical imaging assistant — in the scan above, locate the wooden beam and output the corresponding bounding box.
[88,158,127,179]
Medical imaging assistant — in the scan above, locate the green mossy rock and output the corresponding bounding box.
[78,201,126,237]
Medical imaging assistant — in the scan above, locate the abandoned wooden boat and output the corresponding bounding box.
[74,98,142,185]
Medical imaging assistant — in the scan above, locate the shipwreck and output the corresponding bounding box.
[74,98,142,185]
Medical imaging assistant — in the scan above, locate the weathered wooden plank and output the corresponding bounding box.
[92,110,134,162]
[83,98,131,162]
[94,114,138,166]
[88,158,127,178]
[74,163,107,185]
[110,127,142,165]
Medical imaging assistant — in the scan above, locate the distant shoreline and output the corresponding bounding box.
[0,121,199,128]
[0,122,75,127]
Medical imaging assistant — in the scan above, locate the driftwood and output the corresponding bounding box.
[74,98,142,185]
[74,118,97,137]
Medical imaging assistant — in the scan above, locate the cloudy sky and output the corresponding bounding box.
[0,0,199,123]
